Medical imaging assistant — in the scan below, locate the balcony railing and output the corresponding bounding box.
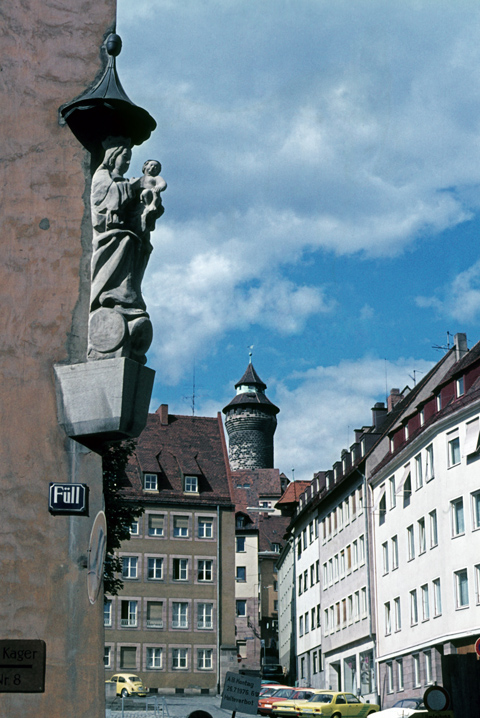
[147,619,163,628]
[121,618,138,627]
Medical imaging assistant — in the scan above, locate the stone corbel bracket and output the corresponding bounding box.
[54,358,154,452]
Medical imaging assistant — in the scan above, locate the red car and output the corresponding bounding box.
[258,688,297,715]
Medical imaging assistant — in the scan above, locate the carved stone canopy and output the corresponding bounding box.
[60,33,156,154]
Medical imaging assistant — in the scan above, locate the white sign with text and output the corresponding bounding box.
[221,672,262,715]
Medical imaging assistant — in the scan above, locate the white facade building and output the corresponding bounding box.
[368,334,480,708]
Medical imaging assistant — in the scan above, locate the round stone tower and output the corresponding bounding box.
[222,361,280,470]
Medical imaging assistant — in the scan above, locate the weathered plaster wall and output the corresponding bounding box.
[0,2,116,716]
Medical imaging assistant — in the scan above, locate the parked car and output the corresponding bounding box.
[271,689,324,718]
[375,698,427,717]
[105,673,147,698]
[259,688,297,715]
[297,691,379,717]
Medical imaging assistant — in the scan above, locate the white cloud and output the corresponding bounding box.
[272,356,435,482]
[416,259,480,323]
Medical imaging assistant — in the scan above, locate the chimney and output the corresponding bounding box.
[372,402,387,429]
[454,333,468,362]
[387,388,402,412]
[157,404,168,425]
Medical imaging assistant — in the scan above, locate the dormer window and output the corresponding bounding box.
[272,542,281,553]
[404,424,409,441]
[456,376,465,397]
[144,473,158,491]
[420,409,425,426]
[236,516,246,529]
[184,475,198,493]
[436,394,442,411]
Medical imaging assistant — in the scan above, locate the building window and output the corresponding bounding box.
[173,516,189,538]
[418,518,426,554]
[197,559,213,582]
[172,648,188,670]
[384,602,391,635]
[387,662,393,693]
[198,518,213,538]
[410,590,418,625]
[104,600,112,627]
[413,654,420,687]
[197,648,213,670]
[397,658,404,691]
[407,525,415,561]
[236,600,246,617]
[414,454,423,490]
[309,521,314,543]
[120,646,137,670]
[451,498,465,537]
[420,409,425,426]
[379,493,387,526]
[172,602,188,628]
[425,444,434,481]
[455,569,469,608]
[305,611,310,633]
[340,550,345,579]
[146,647,163,669]
[448,433,461,467]
[184,475,198,493]
[129,520,139,535]
[465,418,480,456]
[121,600,138,628]
[361,587,367,617]
[299,616,304,636]
[429,510,438,548]
[272,542,281,553]
[391,535,399,570]
[237,640,247,659]
[313,651,318,674]
[148,514,164,537]
[403,473,412,508]
[394,597,401,632]
[359,535,365,565]
[421,584,430,621]
[236,536,246,552]
[122,556,138,579]
[316,559,320,583]
[457,376,465,397]
[475,565,480,605]
[298,574,303,595]
[382,542,389,575]
[104,645,112,668]
[300,657,305,680]
[146,602,163,629]
[436,394,442,411]
[147,557,164,580]
[172,558,188,581]
[389,476,396,509]
[310,564,315,586]
[144,473,158,491]
[236,566,246,582]
[433,578,442,616]
[311,607,316,629]
[425,650,433,685]
[236,516,246,529]
[197,602,213,629]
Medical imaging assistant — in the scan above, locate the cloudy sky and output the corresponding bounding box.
[116,0,480,481]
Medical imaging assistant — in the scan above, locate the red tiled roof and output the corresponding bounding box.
[258,514,291,552]
[122,411,233,507]
[275,480,310,505]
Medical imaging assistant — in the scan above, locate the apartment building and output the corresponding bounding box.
[368,334,480,708]
[104,405,237,694]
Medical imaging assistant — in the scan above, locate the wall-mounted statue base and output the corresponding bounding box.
[54,357,154,453]
[88,308,153,364]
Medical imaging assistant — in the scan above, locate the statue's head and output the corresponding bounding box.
[101,136,132,173]
[142,159,162,176]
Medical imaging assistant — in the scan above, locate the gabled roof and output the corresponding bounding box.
[275,480,310,506]
[230,468,283,516]
[122,411,234,507]
[258,514,291,553]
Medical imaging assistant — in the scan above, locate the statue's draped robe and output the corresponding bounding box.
[90,167,152,319]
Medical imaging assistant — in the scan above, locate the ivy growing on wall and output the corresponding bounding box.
[102,439,144,596]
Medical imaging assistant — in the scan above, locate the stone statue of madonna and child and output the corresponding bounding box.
[88,136,166,365]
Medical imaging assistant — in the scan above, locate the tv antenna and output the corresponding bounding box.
[432,331,453,353]
[408,369,424,387]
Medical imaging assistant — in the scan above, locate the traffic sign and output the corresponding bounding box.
[49,482,89,515]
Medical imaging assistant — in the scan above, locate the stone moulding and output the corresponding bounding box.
[54,357,155,451]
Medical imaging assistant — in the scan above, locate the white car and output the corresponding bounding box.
[375,698,426,717]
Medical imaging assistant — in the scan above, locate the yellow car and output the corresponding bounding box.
[298,691,379,717]
[272,689,326,718]
[105,672,147,698]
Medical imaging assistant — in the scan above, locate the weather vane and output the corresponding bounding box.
[247,345,254,363]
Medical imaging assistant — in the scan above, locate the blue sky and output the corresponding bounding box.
[116,0,480,481]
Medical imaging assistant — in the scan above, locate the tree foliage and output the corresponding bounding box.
[102,439,144,596]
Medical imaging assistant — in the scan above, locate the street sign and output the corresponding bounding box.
[221,671,262,715]
[49,482,89,515]
[424,685,450,711]
[475,637,480,656]
[0,640,46,692]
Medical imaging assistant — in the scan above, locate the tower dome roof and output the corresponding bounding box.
[222,362,279,415]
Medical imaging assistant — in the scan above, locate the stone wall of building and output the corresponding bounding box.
[224,409,277,469]
[0,3,116,717]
